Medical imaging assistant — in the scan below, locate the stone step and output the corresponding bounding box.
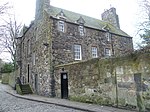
[21,84,33,94]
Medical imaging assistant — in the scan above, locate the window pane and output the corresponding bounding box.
[79,26,84,36]
[106,32,111,41]
[91,47,98,58]
[33,53,35,65]
[58,21,64,32]
[105,48,111,56]
[74,45,82,60]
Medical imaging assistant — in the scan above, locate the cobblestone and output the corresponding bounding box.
[0,83,137,112]
[0,84,83,112]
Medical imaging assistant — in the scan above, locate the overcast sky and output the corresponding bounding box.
[10,0,141,36]
[0,0,143,61]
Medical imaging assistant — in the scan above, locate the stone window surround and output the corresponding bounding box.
[91,46,98,58]
[74,44,82,60]
[79,25,84,36]
[106,32,111,41]
[105,48,111,56]
[58,20,65,32]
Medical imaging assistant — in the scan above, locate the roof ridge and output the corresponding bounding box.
[50,5,104,21]
[47,5,131,37]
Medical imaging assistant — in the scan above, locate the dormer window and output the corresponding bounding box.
[58,21,64,32]
[77,16,85,36]
[79,25,84,36]
[60,11,64,16]
[56,10,66,20]
[106,32,111,41]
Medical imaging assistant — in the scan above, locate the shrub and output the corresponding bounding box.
[1,63,14,73]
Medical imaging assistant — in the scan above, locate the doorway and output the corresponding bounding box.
[34,74,38,93]
[61,72,68,99]
[27,64,30,83]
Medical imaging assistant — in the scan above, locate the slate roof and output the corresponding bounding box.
[47,5,131,37]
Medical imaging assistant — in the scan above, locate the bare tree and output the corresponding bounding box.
[0,2,10,15]
[0,17,21,64]
[138,0,150,46]
[0,2,12,55]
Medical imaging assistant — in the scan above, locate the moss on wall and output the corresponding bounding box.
[1,70,18,89]
[69,94,113,105]
[16,84,23,95]
[9,70,19,88]
[55,50,150,108]
[2,73,9,84]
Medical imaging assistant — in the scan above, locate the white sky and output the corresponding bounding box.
[0,0,143,62]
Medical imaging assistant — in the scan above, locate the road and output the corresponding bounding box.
[0,83,84,112]
[0,82,138,112]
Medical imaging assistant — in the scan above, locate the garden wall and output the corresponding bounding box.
[55,49,150,108]
[1,70,19,88]
[1,73,9,84]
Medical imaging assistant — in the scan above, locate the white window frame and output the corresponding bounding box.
[105,48,111,56]
[32,53,35,65]
[79,25,84,36]
[74,45,82,60]
[106,32,111,41]
[58,21,64,32]
[91,47,98,58]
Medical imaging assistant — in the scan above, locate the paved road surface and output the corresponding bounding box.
[0,82,138,112]
[0,83,84,112]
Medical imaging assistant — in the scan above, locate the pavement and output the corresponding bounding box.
[2,83,137,112]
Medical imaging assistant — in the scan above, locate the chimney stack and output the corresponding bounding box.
[35,0,50,20]
[101,7,120,29]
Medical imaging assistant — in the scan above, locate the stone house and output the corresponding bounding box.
[16,0,133,96]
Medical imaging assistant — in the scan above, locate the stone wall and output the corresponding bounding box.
[51,18,133,65]
[9,70,19,88]
[19,12,133,98]
[55,50,150,107]
[2,73,9,84]
[20,10,54,96]
[1,70,19,88]
[18,0,133,98]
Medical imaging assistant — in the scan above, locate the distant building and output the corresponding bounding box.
[16,0,133,96]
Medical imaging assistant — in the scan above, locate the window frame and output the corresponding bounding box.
[106,32,111,42]
[74,44,82,60]
[105,48,111,56]
[79,25,84,36]
[32,52,35,65]
[58,21,65,32]
[91,46,98,58]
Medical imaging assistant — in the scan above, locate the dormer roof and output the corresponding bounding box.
[56,10,67,20]
[77,16,85,25]
[46,5,130,37]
